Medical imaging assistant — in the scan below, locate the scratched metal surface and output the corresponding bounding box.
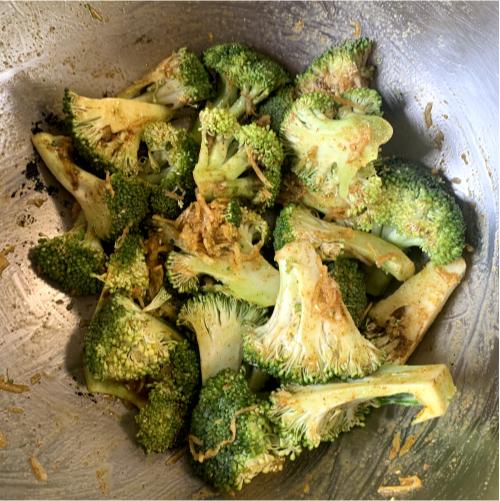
[0,1,497,499]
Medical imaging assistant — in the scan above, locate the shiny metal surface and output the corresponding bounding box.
[0,2,497,499]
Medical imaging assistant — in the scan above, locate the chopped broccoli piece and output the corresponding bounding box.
[274,205,415,282]
[32,133,150,242]
[189,369,288,492]
[83,294,183,381]
[30,211,106,296]
[257,85,296,134]
[365,258,466,364]
[177,293,268,383]
[203,42,290,118]
[193,107,284,209]
[268,364,457,451]
[63,89,174,176]
[296,38,375,95]
[281,91,392,198]
[328,258,367,326]
[358,158,467,265]
[117,47,213,107]
[336,87,383,117]
[242,241,383,383]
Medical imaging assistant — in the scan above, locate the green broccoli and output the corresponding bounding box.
[356,158,466,265]
[30,211,106,296]
[296,38,375,95]
[268,364,457,451]
[189,369,290,492]
[193,107,284,209]
[328,258,367,326]
[336,87,383,117]
[32,132,150,242]
[63,89,173,176]
[257,85,296,134]
[203,42,290,118]
[273,205,415,282]
[98,232,149,300]
[364,265,393,296]
[83,294,183,381]
[117,47,213,107]
[365,257,467,364]
[141,121,198,218]
[242,241,383,383]
[177,293,268,383]
[281,91,392,198]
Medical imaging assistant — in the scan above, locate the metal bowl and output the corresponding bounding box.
[0,2,497,499]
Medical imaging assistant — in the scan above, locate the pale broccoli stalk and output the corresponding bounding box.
[32,132,149,242]
[268,364,457,451]
[117,47,213,107]
[365,258,467,364]
[274,205,415,282]
[242,241,384,383]
[177,293,268,383]
[63,89,174,176]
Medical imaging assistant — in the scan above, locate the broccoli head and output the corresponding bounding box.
[193,107,284,209]
[336,87,383,117]
[281,91,392,198]
[296,38,375,95]
[32,133,150,242]
[189,369,287,492]
[177,293,268,383]
[117,47,213,107]
[63,89,174,176]
[273,205,415,282]
[242,241,384,383]
[257,85,296,135]
[83,294,183,381]
[30,211,106,296]
[328,258,367,326]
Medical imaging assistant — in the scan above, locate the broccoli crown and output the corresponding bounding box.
[30,213,106,296]
[363,158,466,265]
[296,37,374,95]
[84,294,182,381]
[118,47,213,107]
[328,258,367,326]
[337,87,383,117]
[203,43,290,117]
[189,369,285,492]
[273,205,415,282]
[282,91,392,198]
[258,85,296,135]
[177,293,268,383]
[224,199,242,226]
[194,107,284,209]
[242,241,383,383]
[102,232,149,300]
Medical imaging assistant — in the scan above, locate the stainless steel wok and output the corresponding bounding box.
[0,2,497,499]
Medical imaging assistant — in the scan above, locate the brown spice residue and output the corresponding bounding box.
[0,254,9,276]
[31,373,42,385]
[351,20,362,38]
[292,19,304,34]
[424,102,433,128]
[191,486,217,500]
[399,435,417,457]
[0,431,6,448]
[461,152,469,165]
[389,431,401,460]
[27,195,48,207]
[7,407,24,414]
[29,456,48,482]
[85,3,104,22]
[451,177,462,184]
[0,376,30,393]
[377,475,422,497]
[96,468,109,495]
[433,130,445,150]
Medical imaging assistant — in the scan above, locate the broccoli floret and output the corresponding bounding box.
[268,364,457,451]
[281,92,392,198]
[98,232,149,300]
[274,205,415,282]
[177,293,268,383]
[30,211,106,296]
[136,339,200,453]
[296,38,375,95]
[358,158,467,265]
[203,43,290,118]
[83,294,183,381]
[155,198,280,307]
[117,47,213,107]
[32,133,150,242]
[193,108,284,209]
[257,85,296,134]
[328,258,367,326]
[365,258,466,364]
[242,241,383,383]
[63,89,175,176]
[189,369,288,492]
[141,121,198,218]
[336,87,383,117]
